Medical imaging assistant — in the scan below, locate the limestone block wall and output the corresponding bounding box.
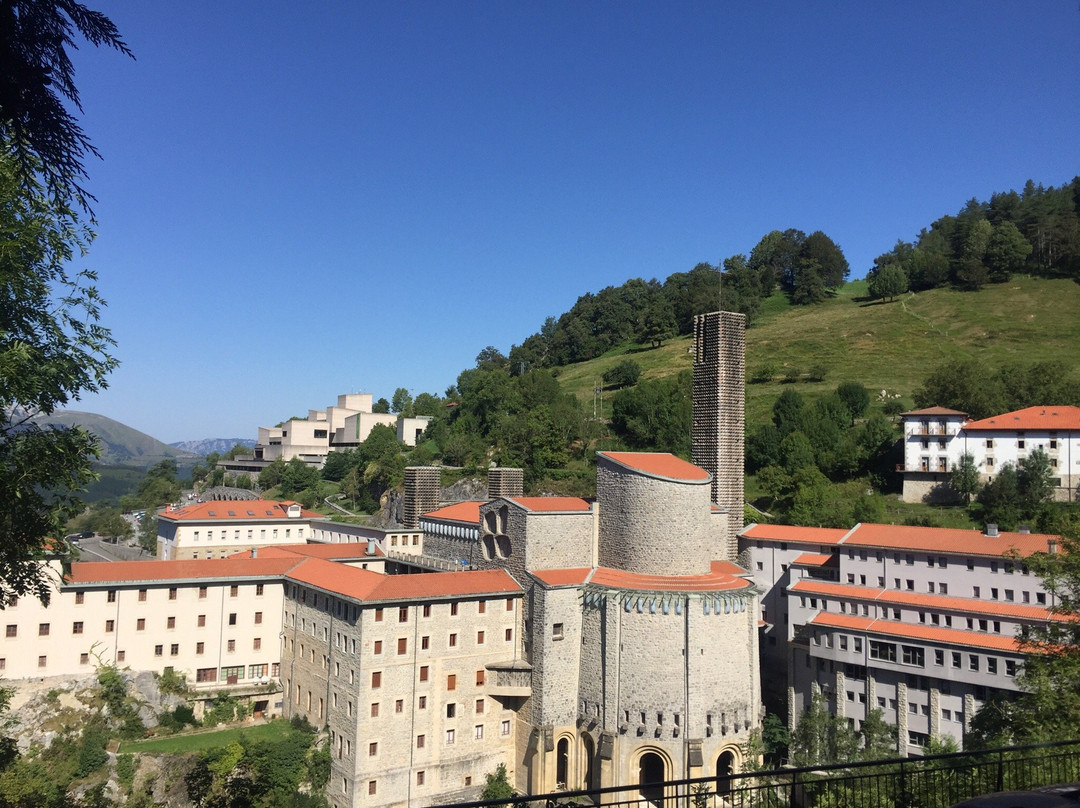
[692,310,746,558]
[596,459,716,575]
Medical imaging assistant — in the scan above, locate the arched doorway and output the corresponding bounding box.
[638,752,666,806]
[556,738,570,790]
[581,735,596,791]
[716,750,736,796]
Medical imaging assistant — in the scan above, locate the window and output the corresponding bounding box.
[476,698,485,714]
[72,621,83,635]
[934,650,944,666]
[450,603,459,616]
[105,619,114,633]
[416,734,425,748]
[138,589,147,602]
[374,640,383,655]
[228,613,237,626]
[167,616,175,629]
[396,699,404,713]
[506,598,514,611]
[254,611,262,624]
[79,652,89,665]
[423,604,431,617]
[421,635,430,650]
[371,671,381,688]
[75,591,84,604]
[419,695,427,709]
[478,600,486,614]
[398,638,407,655]
[368,781,376,796]
[502,719,511,736]
[417,771,425,786]
[253,637,261,650]
[476,669,485,686]
[117,650,125,662]
[477,630,485,645]
[869,641,897,662]
[449,633,457,647]
[901,646,924,667]
[171,643,179,656]
[369,742,378,757]
[505,628,513,642]
[154,645,163,657]
[227,639,235,652]
[988,658,998,674]
[952,652,961,668]
[197,642,204,654]
[553,623,564,640]
[38,623,49,636]
[420,666,429,682]
[445,729,455,745]
[230,585,239,597]
[475,724,484,739]
[38,655,46,668]
[198,614,206,627]
[137,618,145,631]
[447,674,457,691]
[969,655,980,672]
[375,608,383,622]
[107,589,117,603]
[446,703,456,718]
[991,588,999,600]
[168,587,177,601]
[1006,660,1017,676]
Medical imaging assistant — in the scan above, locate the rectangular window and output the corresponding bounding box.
[417,735,425,748]
[420,666,429,682]
[901,646,924,667]
[423,604,431,617]
[138,589,147,602]
[449,633,457,647]
[137,618,145,631]
[228,613,237,626]
[199,586,207,599]
[417,771,425,786]
[419,695,427,709]
[477,630,485,645]
[368,742,377,757]
[375,608,383,622]
[448,674,457,691]
[869,641,897,662]
[227,639,235,652]
[168,587,177,600]
[72,621,83,635]
[399,607,408,623]
[398,638,407,655]
[254,611,262,624]
[108,590,116,603]
[374,640,382,655]
[970,655,980,671]
[197,641,204,654]
[475,724,484,739]
[502,719,511,736]
[253,637,261,650]
[476,698,485,714]
[167,616,175,629]
[421,635,430,650]
[988,658,998,674]
[445,729,455,745]
[952,652,961,668]
[38,623,49,636]
[934,650,944,666]
[450,603,459,616]
[372,671,381,688]
[38,655,46,668]
[171,643,179,656]
[553,623,564,640]
[75,591,84,605]
[117,650,125,662]
[154,645,163,656]
[105,619,114,633]
[395,699,403,713]
[4,625,15,638]
[446,702,456,718]
[505,628,513,642]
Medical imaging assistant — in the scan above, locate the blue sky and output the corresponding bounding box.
[68,1,1079,444]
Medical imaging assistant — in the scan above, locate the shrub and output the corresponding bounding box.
[602,360,641,389]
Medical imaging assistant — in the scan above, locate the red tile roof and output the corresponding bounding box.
[843,523,1058,558]
[422,501,482,524]
[599,452,710,482]
[809,612,1023,653]
[532,565,752,593]
[69,556,303,585]
[963,406,1080,432]
[286,559,521,601]
[901,407,968,417]
[242,542,384,560]
[792,553,836,567]
[790,579,1057,621]
[507,497,591,512]
[160,500,319,522]
[740,523,850,546]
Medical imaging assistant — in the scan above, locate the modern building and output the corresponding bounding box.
[900,405,1080,503]
[156,499,320,560]
[741,521,1062,753]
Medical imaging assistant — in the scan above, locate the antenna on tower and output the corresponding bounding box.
[717,258,723,313]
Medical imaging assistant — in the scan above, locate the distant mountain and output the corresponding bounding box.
[29,410,200,468]
[170,438,256,456]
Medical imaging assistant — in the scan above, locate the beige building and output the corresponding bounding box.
[156,499,320,560]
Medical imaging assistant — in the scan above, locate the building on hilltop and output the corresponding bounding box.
[899,405,1080,503]
[740,521,1061,754]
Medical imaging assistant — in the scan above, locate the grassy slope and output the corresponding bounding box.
[120,719,292,754]
[556,276,1080,429]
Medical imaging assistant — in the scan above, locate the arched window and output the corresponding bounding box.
[716,750,736,795]
[581,735,596,791]
[638,752,665,806]
[556,738,570,790]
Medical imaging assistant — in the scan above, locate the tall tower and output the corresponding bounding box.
[691,310,746,558]
[402,466,440,529]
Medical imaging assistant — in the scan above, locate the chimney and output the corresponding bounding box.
[1018,525,1030,534]
[986,524,999,538]
[1048,539,1058,555]
[250,547,257,558]
[367,539,376,556]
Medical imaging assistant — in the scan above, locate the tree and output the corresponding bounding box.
[835,382,870,423]
[803,231,849,288]
[0,157,117,605]
[259,458,287,491]
[976,463,1022,530]
[638,299,676,348]
[0,1,133,209]
[866,262,908,302]
[950,453,980,504]
[279,458,319,498]
[789,692,859,766]
[481,763,514,803]
[914,359,1005,420]
[1017,447,1055,518]
[137,512,157,555]
[985,220,1032,282]
[372,397,390,414]
[391,387,413,415]
[602,359,641,389]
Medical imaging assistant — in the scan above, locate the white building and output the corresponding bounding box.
[156,499,320,560]
[740,521,1062,754]
[900,405,1080,503]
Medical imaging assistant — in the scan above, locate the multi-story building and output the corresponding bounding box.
[900,405,1080,503]
[741,521,1062,753]
[156,499,320,560]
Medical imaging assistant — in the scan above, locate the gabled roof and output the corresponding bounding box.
[963,406,1080,432]
[532,563,752,593]
[506,497,591,513]
[843,522,1057,558]
[790,579,1059,622]
[69,556,303,585]
[598,452,710,483]
[901,407,968,417]
[740,523,851,546]
[810,612,1022,653]
[160,500,319,522]
[286,558,521,602]
[422,501,482,524]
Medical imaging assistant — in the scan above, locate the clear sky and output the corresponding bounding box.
[67,1,1079,444]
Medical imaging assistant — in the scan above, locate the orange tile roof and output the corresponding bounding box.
[810,611,1022,653]
[422,501,482,524]
[286,559,521,602]
[241,542,385,560]
[843,523,1058,558]
[69,556,303,585]
[532,565,752,593]
[963,406,1080,432]
[507,497,591,512]
[599,452,710,482]
[792,553,836,567]
[740,523,850,546]
[160,500,320,522]
[901,407,968,417]
[790,579,1057,621]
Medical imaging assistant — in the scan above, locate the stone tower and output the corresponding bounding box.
[402,466,440,529]
[691,310,746,559]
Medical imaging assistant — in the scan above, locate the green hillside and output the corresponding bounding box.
[555,276,1080,428]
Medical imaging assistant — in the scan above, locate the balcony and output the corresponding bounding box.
[485,661,532,698]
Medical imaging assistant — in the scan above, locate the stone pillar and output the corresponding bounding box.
[897,682,909,757]
[963,693,976,734]
[835,671,846,719]
[929,688,940,738]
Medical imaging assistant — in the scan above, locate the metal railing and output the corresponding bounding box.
[430,739,1080,808]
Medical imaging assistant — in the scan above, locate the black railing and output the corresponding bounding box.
[430,739,1080,808]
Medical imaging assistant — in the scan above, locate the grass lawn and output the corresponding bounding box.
[120,719,293,755]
